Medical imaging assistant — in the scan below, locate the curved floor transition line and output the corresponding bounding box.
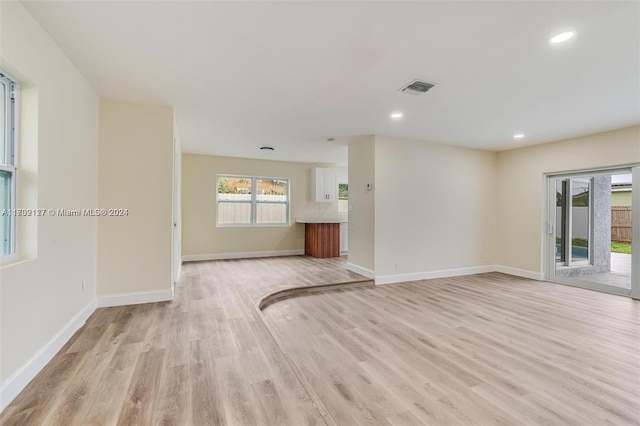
[255,279,374,426]
[256,279,374,311]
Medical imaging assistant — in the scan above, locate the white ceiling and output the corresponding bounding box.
[22,1,640,165]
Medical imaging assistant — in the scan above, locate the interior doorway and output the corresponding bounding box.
[546,166,639,298]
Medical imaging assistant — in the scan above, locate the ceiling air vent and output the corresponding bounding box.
[400,80,435,95]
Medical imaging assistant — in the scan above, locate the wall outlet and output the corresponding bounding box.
[395,262,400,271]
[81,278,85,291]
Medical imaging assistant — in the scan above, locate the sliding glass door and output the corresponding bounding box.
[555,178,591,267]
[546,167,638,297]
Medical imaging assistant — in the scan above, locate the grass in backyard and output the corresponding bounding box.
[572,238,588,248]
[611,242,632,254]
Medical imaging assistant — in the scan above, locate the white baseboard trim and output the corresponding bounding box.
[494,265,544,281]
[375,265,495,285]
[346,263,375,279]
[0,299,96,412]
[182,249,304,262]
[97,289,173,308]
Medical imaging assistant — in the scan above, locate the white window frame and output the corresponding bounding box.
[0,71,17,258]
[338,182,348,214]
[216,174,290,227]
[545,165,639,298]
[555,177,592,268]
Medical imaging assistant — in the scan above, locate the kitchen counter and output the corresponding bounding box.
[295,217,347,224]
[296,220,343,258]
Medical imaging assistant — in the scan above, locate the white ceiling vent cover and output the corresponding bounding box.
[400,80,436,95]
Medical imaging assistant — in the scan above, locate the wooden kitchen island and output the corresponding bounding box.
[296,218,346,258]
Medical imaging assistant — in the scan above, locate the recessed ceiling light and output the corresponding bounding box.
[513,133,525,139]
[549,31,575,44]
[390,112,403,119]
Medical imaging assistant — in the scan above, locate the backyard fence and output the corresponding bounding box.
[611,207,632,243]
[217,194,288,224]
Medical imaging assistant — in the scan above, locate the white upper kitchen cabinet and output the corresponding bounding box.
[312,167,337,202]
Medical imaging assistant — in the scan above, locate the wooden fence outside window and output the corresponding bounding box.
[611,206,632,243]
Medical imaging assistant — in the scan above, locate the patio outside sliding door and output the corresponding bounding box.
[546,166,639,298]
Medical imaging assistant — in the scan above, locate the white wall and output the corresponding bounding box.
[374,135,498,282]
[97,99,174,301]
[182,154,343,259]
[497,125,640,276]
[0,0,99,403]
[347,136,376,275]
[349,128,638,283]
[172,115,182,284]
[336,166,348,185]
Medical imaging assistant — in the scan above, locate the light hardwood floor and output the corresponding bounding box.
[1,257,639,425]
[0,256,369,425]
[263,272,640,426]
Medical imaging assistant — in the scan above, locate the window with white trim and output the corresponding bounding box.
[216,175,289,226]
[338,183,348,214]
[0,72,17,256]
